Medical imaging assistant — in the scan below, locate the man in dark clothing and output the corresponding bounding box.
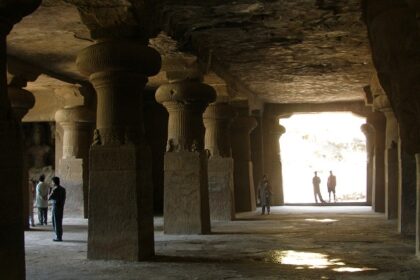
[48,176,66,242]
[312,171,325,204]
[327,170,337,203]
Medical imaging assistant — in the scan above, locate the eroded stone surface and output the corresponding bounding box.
[8,0,374,104]
[163,151,210,234]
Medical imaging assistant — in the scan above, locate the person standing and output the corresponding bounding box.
[48,176,66,242]
[312,171,325,204]
[327,170,337,203]
[35,174,49,225]
[258,175,272,215]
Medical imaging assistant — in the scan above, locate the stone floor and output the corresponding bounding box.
[26,206,420,279]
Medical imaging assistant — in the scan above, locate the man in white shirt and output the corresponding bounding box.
[35,174,49,225]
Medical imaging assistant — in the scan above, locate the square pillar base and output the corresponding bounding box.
[59,158,84,217]
[208,156,235,221]
[88,144,154,261]
[164,151,210,234]
[234,160,256,212]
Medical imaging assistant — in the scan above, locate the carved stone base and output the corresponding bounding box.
[164,151,210,234]
[58,158,84,217]
[208,156,235,221]
[88,144,154,261]
[234,160,256,212]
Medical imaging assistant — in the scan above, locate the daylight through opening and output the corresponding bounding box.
[279,112,367,204]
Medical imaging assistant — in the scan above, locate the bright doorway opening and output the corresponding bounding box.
[280,112,366,204]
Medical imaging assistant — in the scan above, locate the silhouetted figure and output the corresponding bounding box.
[49,176,66,241]
[327,170,337,203]
[312,171,325,203]
[35,174,49,225]
[258,175,272,215]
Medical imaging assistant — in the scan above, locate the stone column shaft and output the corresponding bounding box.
[203,102,234,157]
[8,85,35,230]
[398,141,416,235]
[361,123,375,205]
[383,110,399,220]
[55,106,94,218]
[230,113,257,212]
[416,154,420,257]
[77,40,161,261]
[204,102,235,221]
[156,80,215,234]
[368,112,386,213]
[250,111,264,203]
[262,114,285,206]
[0,1,41,278]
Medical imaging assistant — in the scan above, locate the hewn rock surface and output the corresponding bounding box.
[8,0,373,104]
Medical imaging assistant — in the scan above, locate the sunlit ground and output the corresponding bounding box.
[268,250,377,272]
[280,113,366,203]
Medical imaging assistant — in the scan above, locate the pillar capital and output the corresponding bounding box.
[156,80,216,152]
[76,40,161,145]
[230,115,257,134]
[361,123,375,136]
[77,40,161,81]
[7,86,35,120]
[272,124,286,137]
[156,80,216,109]
[55,106,95,125]
[203,101,236,120]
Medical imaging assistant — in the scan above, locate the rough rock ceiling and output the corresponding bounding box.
[8,0,374,104]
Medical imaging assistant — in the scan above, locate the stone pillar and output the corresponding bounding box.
[143,88,168,214]
[370,73,399,218]
[8,83,35,230]
[203,101,235,221]
[230,109,257,212]
[77,40,161,260]
[361,123,375,205]
[250,110,264,203]
[156,79,215,234]
[55,106,94,218]
[417,154,420,257]
[382,110,399,220]
[398,139,416,235]
[0,1,41,278]
[262,114,285,205]
[367,112,386,213]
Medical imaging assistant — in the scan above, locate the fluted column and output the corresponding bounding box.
[361,123,375,205]
[203,102,234,157]
[77,40,161,261]
[156,79,216,233]
[230,110,257,212]
[55,106,94,218]
[203,101,235,220]
[0,1,41,279]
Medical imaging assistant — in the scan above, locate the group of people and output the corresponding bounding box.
[312,171,337,204]
[29,175,66,242]
[257,170,338,215]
